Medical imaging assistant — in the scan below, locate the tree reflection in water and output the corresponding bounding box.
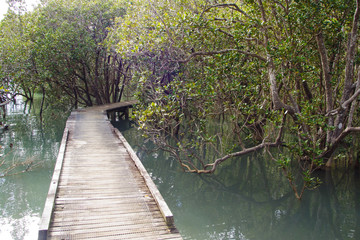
[0,97,68,239]
[114,119,360,240]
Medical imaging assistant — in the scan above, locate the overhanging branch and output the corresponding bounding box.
[0,94,17,107]
[182,121,285,174]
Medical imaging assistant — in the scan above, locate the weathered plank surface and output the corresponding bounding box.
[39,101,182,240]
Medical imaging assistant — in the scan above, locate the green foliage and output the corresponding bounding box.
[112,0,360,198]
[0,0,130,107]
[1,0,359,199]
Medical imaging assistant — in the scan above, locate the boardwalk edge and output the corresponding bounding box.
[38,127,69,240]
[112,126,177,230]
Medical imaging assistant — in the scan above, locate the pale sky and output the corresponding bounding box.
[0,0,40,20]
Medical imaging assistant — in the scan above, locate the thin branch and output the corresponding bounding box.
[213,18,245,24]
[341,0,360,103]
[342,86,360,110]
[204,141,280,173]
[347,67,360,127]
[270,0,286,12]
[148,0,176,44]
[177,49,266,63]
[326,67,360,117]
[181,121,285,174]
[0,93,17,106]
[201,3,254,21]
[217,28,235,39]
[317,127,360,159]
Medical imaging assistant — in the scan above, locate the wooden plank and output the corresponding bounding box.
[39,101,182,240]
[51,214,164,226]
[51,221,167,232]
[48,226,170,237]
[113,127,176,228]
[51,208,163,221]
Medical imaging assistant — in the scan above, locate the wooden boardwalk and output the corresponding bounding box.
[39,101,182,240]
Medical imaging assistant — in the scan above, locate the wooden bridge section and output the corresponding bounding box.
[39,101,182,240]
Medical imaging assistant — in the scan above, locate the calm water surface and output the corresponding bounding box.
[114,120,360,240]
[0,98,68,239]
[1,99,359,240]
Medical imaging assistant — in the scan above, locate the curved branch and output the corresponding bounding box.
[342,86,360,110]
[347,68,360,127]
[0,93,17,107]
[317,127,360,159]
[204,141,281,173]
[177,49,266,63]
[341,0,360,103]
[201,3,254,21]
[326,68,360,117]
[181,121,285,174]
[332,0,360,142]
[0,99,12,107]
[267,57,297,114]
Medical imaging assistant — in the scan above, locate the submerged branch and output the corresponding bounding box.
[182,124,285,174]
[0,153,42,178]
[205,141,281,173]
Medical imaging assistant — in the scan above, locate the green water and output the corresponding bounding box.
[0,98,68,239]
[114,120,360,240]
[1,99,359,240]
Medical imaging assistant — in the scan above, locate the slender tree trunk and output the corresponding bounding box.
[94,49,104,105]
[39,86,46,121]
[316,31,335,146]
[332,0,360,143]
[81,62,93,106]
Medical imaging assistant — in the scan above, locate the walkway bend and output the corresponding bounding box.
[39,101,182,240]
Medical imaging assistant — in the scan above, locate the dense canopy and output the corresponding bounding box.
[1,0,360,198]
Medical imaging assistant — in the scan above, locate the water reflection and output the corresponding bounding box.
[0,97,68,239]
[114,119,360,240]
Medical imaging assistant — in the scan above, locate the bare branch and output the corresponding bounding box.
[181,119,286,174]
[342,86,360,110]
[318,126,360,159]
[0,152,41,178]
[203,141,281,173]
[0,93,17,107]
[332,0,360,142]
[341,0,360,103]
[267,57,296,114]
[347,67,360,127]
[316,32,333,113]
[0,99,12,107]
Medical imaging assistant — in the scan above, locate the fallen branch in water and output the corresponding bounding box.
[0,153,42,178]
[181,124,285,174]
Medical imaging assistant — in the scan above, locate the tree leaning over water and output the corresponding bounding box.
[1,0,360,199]
[0,0,132,108]
[113,0,360,199]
